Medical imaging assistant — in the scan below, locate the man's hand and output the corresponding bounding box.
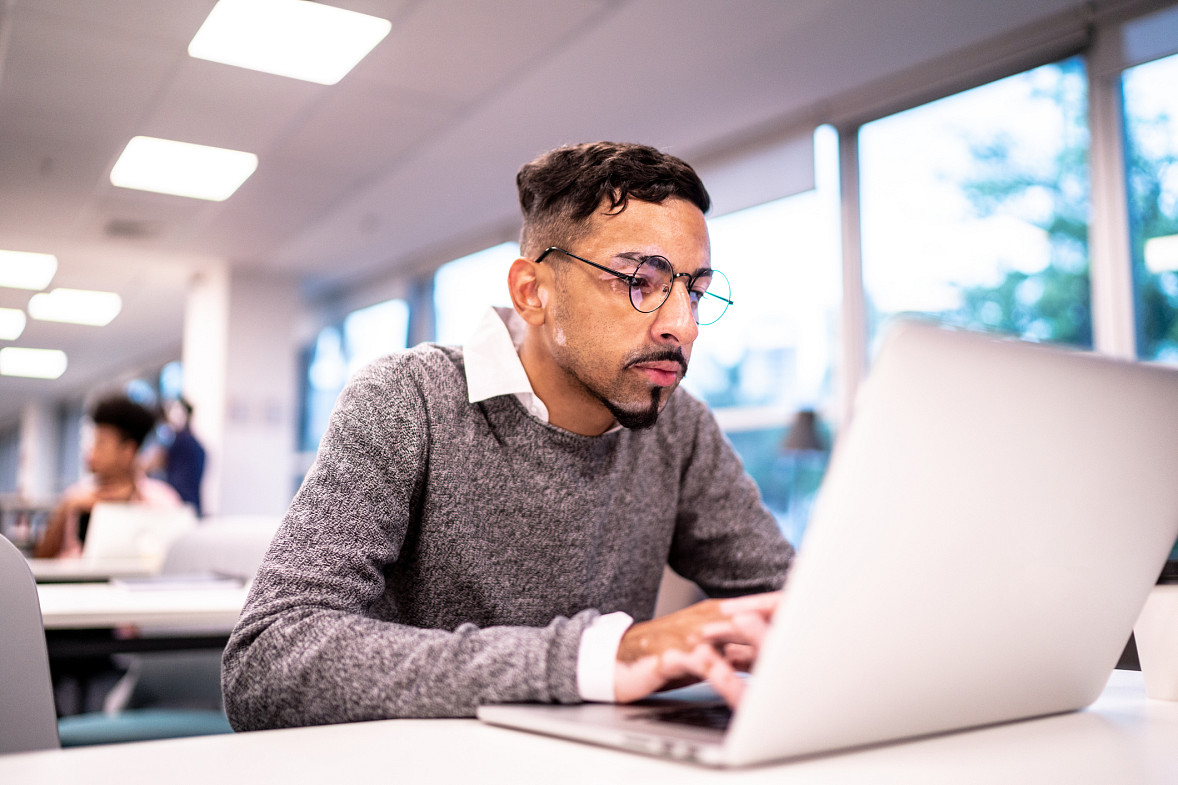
[613,591,780,707]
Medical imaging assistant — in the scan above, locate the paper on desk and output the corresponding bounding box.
[110,573,244,591]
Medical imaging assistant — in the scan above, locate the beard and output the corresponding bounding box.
[547,283,688,431]
[582,347,688,430]
[602,386,663,430]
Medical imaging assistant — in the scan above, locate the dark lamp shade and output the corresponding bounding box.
[783,409,825,452]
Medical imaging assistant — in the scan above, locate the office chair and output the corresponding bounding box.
[55,516,279,746]
[1,533,233,750]
[0,533,61,754]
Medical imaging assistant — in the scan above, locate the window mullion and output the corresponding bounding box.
[1088,25,1139,359]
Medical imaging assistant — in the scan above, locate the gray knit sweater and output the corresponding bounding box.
[221,343,793,729]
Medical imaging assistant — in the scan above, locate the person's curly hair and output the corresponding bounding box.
[91,394,157,448]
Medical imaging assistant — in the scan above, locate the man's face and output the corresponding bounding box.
[542,196,709,429]
[86,424,137,480]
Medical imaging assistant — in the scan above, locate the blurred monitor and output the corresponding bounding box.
[82,502,197,567]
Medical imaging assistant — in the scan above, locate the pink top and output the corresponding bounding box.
[57,475,184,558]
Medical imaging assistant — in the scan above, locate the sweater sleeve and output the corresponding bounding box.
[220,358,590,729]
[667,393,795,597]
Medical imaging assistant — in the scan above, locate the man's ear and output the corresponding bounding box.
[508,257,548,326]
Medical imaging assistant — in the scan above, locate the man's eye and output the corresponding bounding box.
[631,273,663,293]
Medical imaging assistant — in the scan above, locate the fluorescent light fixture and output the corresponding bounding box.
[0,347,68,379]
[28,288,122,326]
[0,249,56,289]
[1145,234,1178,274]
[0,308,26,340]
[189,0,392,85]
[111,136,258,201]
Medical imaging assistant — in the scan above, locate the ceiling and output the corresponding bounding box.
[0,0,1098,426]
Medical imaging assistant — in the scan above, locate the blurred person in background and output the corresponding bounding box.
[149,397,207,516]
[35,393,181,559]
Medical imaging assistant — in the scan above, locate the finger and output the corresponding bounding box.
[717,591,781,617]
[697,610,770,647]
[729,609,771,648]
[694,648,746,708]
[721,643,755,671]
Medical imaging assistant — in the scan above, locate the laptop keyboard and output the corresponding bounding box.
[642,703,733,731]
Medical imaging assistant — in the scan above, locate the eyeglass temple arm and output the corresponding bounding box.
[536,247,640,286]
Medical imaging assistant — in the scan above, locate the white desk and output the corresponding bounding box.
[2,671,1176,784]
[36,580,249,630]
[28,557,158,583]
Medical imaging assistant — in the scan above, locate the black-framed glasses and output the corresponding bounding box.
[535,246,733,325]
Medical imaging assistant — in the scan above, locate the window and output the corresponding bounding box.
[859,57,1092,348]
[1123,52,1178,362]
[433,242,519,346]
[343,298,409,374]
[299,298,408,451]
[687,192,839,414]
[684,127,841,545]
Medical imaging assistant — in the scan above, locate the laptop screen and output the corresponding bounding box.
[1161,538,1178,584]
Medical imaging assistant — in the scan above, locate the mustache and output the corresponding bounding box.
[625,348,688,375]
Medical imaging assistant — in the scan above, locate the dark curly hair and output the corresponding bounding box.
[516,141,710,257]
[91,394,157,449]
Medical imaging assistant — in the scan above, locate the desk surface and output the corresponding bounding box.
[36,580,249,630]
[2,670,1176,784]
[28,557,158,583]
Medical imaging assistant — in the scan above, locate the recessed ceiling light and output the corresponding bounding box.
[110,136,258,201]
[0,249,56,290]
[0,308,26,340]
[0,347,68,379]
[189,0,392,85]
[28,288,122,326]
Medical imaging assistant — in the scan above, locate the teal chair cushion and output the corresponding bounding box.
[58,709,233,747]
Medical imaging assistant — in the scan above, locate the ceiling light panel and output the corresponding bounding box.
[0,347,68,379]
[110,136,259,201]
[0,250,57,290]
[28,288,122,326]
[189,0,392,85]
[0,308,26,340]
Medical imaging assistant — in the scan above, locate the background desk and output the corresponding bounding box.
[2,671,1176,784]
[28,558,158,583]
[37,581,249,660]
[37,581,248,630]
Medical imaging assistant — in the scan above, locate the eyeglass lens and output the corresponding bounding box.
[627,257,731,325]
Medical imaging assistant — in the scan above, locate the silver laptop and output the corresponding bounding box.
[82,502,197,567]
[477,319,1178,767]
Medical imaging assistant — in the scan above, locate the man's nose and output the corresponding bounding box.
[650,277,699,346]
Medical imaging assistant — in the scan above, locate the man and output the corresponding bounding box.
[159,397,207,516]
[35,393,182,558]
[222,141,794,729]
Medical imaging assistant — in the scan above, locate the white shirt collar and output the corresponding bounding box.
[464,306,551,423]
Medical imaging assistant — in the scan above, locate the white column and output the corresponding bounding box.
[183,265,302,516]
[17,401,58,503]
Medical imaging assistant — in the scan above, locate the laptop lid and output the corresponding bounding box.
[82,502,197,568]
[480,320,1178,766]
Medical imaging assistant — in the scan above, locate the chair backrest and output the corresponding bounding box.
[0,535,60,754]
[160,515,279,581]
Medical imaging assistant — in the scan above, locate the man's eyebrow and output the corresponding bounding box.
[612,251,712,276]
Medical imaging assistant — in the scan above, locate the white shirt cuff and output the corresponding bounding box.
[576,611,634,702]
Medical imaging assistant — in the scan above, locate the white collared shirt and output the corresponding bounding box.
[464,306,551,422]
[462,306,633,702]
